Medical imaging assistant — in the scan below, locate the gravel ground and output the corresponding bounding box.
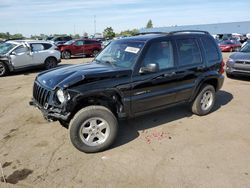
[0,53,250,188]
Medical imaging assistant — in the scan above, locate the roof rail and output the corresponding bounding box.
[168,30,209,35]
[137,32,169,35]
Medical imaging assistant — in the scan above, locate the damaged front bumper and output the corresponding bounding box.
[29,99,70,122]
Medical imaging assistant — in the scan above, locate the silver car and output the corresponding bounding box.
[0,40,61,77]
[226,42,250,78]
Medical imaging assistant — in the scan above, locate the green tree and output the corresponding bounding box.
[146,19,153,28]
[118,29,139,37]
[103,27,115,39]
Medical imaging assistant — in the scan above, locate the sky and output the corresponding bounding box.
[0,0,249,37]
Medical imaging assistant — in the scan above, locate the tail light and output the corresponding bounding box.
[219,60,225,74]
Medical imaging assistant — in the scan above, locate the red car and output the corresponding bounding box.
[59,39,102,59]
[218,40,241,52]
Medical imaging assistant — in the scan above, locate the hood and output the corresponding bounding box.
[37,62,131,89]
[230,52,250,61]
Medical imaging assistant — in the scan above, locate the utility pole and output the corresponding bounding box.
[94,15,96,36]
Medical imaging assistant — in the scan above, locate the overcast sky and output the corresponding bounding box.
[0,0,249,36]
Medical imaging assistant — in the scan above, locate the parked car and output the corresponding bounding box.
[226,42,250,77]
[30,30,224,153]
[0,40,61,77]
[59,39,102,59]
[218,40,241,52]
[50,36,72,46]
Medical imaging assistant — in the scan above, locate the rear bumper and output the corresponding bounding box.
[29,99,70,122]
[217,74,224,90]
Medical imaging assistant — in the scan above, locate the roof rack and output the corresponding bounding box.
[168,30,209,35]
[137,32,169,35]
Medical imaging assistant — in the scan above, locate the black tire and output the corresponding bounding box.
[69,105,118,153]
[0,62,8,77]
[62,51,71,59]
[226,72,234,78]
[191,85,216,116]
[92,50,99,57]
[44,57,57,70]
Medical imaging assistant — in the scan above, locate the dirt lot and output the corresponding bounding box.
[0,54,250,188]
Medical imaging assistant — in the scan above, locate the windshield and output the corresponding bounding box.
[64,40,75,45]
[0,42,17,55]
[95,40,145,68]
[240,43,250,53]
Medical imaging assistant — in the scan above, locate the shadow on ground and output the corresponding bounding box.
[5,64,73,77]
[112,90,233,149]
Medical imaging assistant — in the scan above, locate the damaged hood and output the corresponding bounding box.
[36,62,131,89]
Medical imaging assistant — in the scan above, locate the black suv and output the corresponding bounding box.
[30,30,224,153]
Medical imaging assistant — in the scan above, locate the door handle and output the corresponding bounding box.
[164,72,176,77]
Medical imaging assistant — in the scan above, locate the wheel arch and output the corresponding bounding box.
[68,90,124,122]
[190,77,219,102]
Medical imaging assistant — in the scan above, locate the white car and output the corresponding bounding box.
[0,40,61,76]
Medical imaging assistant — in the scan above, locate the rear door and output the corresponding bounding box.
[30,43,50,65]
[131,39,180,114]
[173,36,205,102]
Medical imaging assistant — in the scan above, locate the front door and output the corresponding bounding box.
[131,39,179,114]
[10,46,32,68]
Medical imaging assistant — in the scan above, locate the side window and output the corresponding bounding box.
[142,41,174,70]
[14,46,29,54]
[31,44,44,52]
[75,40,84,46]
[84,40,92,44]
[176,38,202,66]
[42,43,52,50]
[201,37,220,63]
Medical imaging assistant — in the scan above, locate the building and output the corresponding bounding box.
[140,21,250,35]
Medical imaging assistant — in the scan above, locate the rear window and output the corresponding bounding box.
[176,38,202,66]
[201,37,220,63]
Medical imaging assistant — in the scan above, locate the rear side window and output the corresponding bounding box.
[75,40,84,46]
[176,38,202,66]
[31,44,44,52]
[42,43,52,50]
[201,37,220,63]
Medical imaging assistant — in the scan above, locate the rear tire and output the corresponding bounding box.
[191,85,216,116]
[0,62,8,77]
[69,105,118,153]
[92,50,99,57]
[44,57,57,70]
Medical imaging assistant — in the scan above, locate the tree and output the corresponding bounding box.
[146,19,153,28]
[103,27,115,39]
[118,29,139,37]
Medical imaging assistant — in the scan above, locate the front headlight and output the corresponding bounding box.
[56,89,65,103]
[56,89,70,104]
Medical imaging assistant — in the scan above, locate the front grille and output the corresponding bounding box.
[33,82,51,107]
[235,61,250,65]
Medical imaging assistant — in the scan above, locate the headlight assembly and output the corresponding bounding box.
[56,89,70,104]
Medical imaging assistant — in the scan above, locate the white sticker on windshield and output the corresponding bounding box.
[125,47,140,54]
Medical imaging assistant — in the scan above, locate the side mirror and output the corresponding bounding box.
[139,63,159,74]
[11,51,17,55]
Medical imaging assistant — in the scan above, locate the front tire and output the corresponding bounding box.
[62,51,71,59]
[0,62,8,77]
[191,85,216,116]
[69,106,118,153]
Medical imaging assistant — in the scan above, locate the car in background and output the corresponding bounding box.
[101,40,112,48]
[218,40,241,52]
[0,40,61,77]
[226,42,250,78]
[58,39,102,59]
[50,36,72,46]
